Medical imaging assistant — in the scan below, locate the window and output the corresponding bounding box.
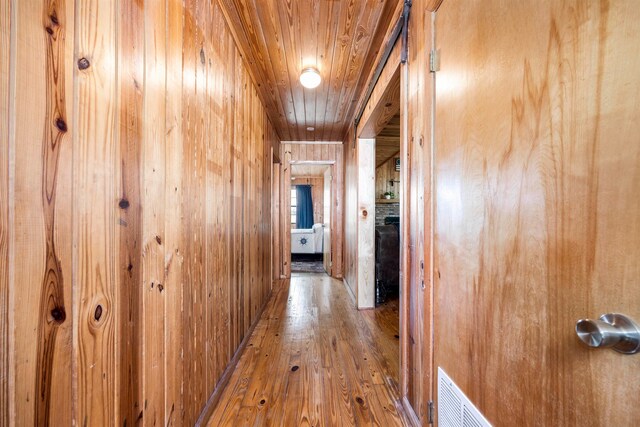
[290,187,297,225]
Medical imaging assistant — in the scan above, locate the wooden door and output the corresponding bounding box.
[433,0,640,425]
[323,167,332,274]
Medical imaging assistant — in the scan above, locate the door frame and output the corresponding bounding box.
[355,36,428,422]
[283,160,336,278]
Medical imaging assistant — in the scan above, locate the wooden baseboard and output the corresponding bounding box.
[194,287,274,426]
[402,396,421,427]
[342,278,356,306]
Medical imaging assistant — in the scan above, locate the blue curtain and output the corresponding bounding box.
[296,185,314,229]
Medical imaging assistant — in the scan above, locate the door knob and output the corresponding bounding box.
[575,313,640,354]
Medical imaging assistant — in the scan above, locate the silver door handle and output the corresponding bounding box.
[575,313,640,354]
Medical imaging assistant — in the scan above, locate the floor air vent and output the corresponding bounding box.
[438,367,492,427]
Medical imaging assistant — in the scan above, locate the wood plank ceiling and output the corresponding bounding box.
[375,113,400,167]
[291,163,331,177]
[218,0,399,142]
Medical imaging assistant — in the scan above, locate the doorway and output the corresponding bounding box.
[373,114,401,306]
[353,58,404,398]
[289,162,333,275]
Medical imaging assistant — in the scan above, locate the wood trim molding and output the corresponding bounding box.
[280,141,343,145]
[289,160,336,165]
[342,278,356,306]
[402,397,421,427]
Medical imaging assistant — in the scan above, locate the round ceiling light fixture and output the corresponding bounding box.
[300,67,321,89]
[307,126,315,131]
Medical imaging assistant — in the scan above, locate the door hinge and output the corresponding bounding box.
[429,49,440,73]
[427,400,435,424]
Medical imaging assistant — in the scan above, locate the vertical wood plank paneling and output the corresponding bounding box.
[241,67,250,340]
[182,0,201,422]
[220,24,235,371]
[0,1,11,424]
[333,147,344,278]
[74,0,118,422]
[205,0,217,398]
[194,0,207,416]
[116,0,143,423]
[5,2,279,424]
[164,0,184,422]
[12,0,75,425]
[142,0,167,424]
[33,1,75,417]
[12,3,45,424]
[231,48,243,353]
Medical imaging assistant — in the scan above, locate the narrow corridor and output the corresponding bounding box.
[207,274,407,426]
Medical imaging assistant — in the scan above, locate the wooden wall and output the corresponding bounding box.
[291,177,324,227]
[1,1,278,425]
[276,143,344,279]
[0,2,10,424]
[375,156,401,200]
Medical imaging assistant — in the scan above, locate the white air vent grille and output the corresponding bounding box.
[438,367,492,427]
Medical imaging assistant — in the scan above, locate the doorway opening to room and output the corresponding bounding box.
[373,113,400,306]
[289,162,333,275]
[351,40,409,403]
[372,111,401,348]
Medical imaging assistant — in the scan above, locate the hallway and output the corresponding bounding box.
[206,274,407,426]
[3,0,640,424]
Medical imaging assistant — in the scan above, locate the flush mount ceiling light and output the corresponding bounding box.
[300,67,321,89]
[307,126,315,131]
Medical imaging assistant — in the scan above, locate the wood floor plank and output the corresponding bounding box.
[206,273,408,426]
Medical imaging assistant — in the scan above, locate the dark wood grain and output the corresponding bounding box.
[75,0,118,422]
[116,0,144,423]
[9,0,75,424]
[34,1,70,423]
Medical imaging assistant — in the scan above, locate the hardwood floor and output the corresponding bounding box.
[206,273,407,426]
